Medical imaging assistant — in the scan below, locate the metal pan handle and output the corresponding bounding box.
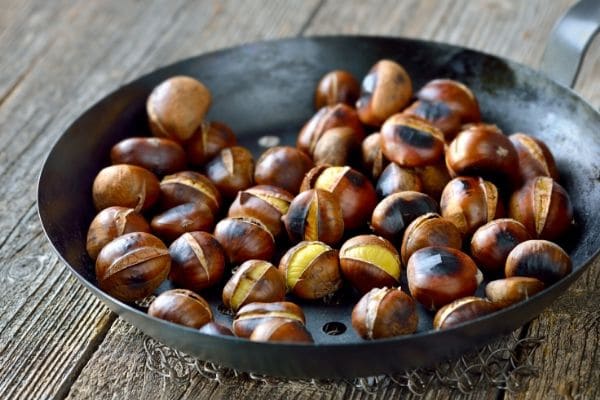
[540,0,600,88]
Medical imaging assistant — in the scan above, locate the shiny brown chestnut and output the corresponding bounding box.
[169,231,226,291]
[232,301,305,338]
[403,100,463,140]
[407,246,482,310]
[470,218,530,273]
[417,79,481,124]
[96,232,171,302]
[508,176,573,241]
[250,319,313,343]
[151,202,214,243]
[339,235,401,294]
[370,191,439,245]
[148,289,213,328]
[110,137,186,176]
[86,206,150,260]
[282,189,344,245]
[440,176,504,237]
[301,165,377,230]
[413,162,452,201]
[185,121,237,166]
[254,146,314,195]
[279,241,341,300]
[351,287,418,339]
[92,164,160,212]
[198,322,234,336]
[214,217,275,265]
[147,76,211,142]
[159,171,221,214]
[509,133,559,182]
[361,132,388,179]
[375,162,422,198]
[433,297,498,330]
[204,146,254,200]
[356,59,413,127]
[222,260,286,312]
[485,277,545,307]
[505,240,572,285]
[228,185,293,237]
[380,114,445,167]
[400,213,462,266]
[314,69,360,109]
[313,127,360,166]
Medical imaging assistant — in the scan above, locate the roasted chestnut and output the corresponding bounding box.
[361,132,388,179]
[403,100,462,140]
[509,133,559,183]
[505,240,572,284]
[151,202,214,243]
[213,217,275,265]
[375,163,422,198]
[413,162,452,201]
[198,322,234,336]
[282,189,344,245]
[222,260,286,312]
[250,319,313,343]
[159,171,221,214]
[356,59,413,127]
[204,146,254,200]
[313,127,360,166]
[254,146,314,195]
[314,69,360,109]
[147,76,211,142]
[92,164,160,212]
[95,232,170,302]
[400,213,462,266]
[433,297,498,329]
[470,218,530,273]
[440,176,503,237]
[407,246,482,310]
[110,137,186,176]
[339,235,401,293]
[485,277,545,307]
[86,206,150,260]
[169,231,226,291]
[508,176,573,241]
[416,79,481,124]
[278,241,341,300]
[232,301,305,338]
[185,121,237,166]
[148,289,213,328]
[380,114,445,167]
[351,287,418,339]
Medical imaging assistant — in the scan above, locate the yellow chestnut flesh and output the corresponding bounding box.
[222,260,285,312]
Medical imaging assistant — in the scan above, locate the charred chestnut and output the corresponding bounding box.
[232,301,305,338]
[254,146,314,194]
[185,121,237,166]
[151,202,214,243]
[403,100,462,140]
[433,297,498,329]
[375,163,422,198]
[505,240,572,285]
[361,132,388,179]
[148,289,213,328]
[400,213,462,266]
[470,219,530,273]
[110,137,186,176]
[213,217,275,265]
[222,260,285,312]
[159,171,221,214]
[250,319,313,343]
[92,164,160,212]
[204,146,254,200]
[509,133,559,183]
[416,79,481,124]
[485,277,545,307]
[314,69,360,109]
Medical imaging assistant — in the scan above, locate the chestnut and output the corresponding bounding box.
[470,219,530,273]
[96,232,170,302]
[509,133,559,182]
[169,231,225,291]
[339,235,401,293]
[370,191,439,245]
[110,137,186,176]
[351,287,418,339]
[440,176,504,237]
[204,146,254,200]
[151,202,214,243]
[413,162,451,201]
[254,146,314,194]
[485,277,545,307]
[403,100,462,140]
[314,69,360,109]
[185,121,237,166]
[375,163,422,198]
[505,240,572,285]
[416,79,481,124]
[148,289,213,328]
[147,76,211,142]
[301,165,377,230]
[433,297,498,329]
[282,189,344,246]
[356,59,413,127]
[232,301,305,338]
[198,322,234,336]
[159,171,221,214]
[400,213,462,266]
[380,114,445,167]
[361,132,388,179]
[86,206,150,260]
[312,127,360,166]
[250,319,313,343]
[213,217,275,264]
[407,246,482,310]
[508,176,573,241]
[92,164,160,212]
[222,260,286,312]
[228,185,293,237]
[279,241,341,300]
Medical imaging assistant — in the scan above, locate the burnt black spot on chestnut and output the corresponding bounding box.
[413,248,462,276]
[514,254,565,284]
[346,168,367,187]
[416,100,452,119]
[393,125,436,149]
[495,230,518,251]
[283,205,310,242]
[395,73,406,84]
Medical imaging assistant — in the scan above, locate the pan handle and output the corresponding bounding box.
[540,0,600,88]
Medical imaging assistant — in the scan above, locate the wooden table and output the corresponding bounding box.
[1,0,598,398]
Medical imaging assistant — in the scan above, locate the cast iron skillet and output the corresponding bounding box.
[38,1,600,378]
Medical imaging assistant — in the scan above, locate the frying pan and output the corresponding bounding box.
[38,1,600,378]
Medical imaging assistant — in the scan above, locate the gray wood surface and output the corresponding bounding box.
[0,0,598,399]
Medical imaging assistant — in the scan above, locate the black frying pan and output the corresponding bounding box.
[38,1,600,379]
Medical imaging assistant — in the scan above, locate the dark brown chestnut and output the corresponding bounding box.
[509,133,559,183]
[250,319,313,343]
[198,322,234,336]
[403,100,462,140]
[110,137,186,176]
[433,297,498,329]
[400,213,462,266]
[312,127,360,166]
[169,231,226,291]
[314,69,360,109]
[151,202,214,243]
[148,289,213,328]
[204,146,254,200]
[375,162,422,198]
[416,79,481,124]
[413,162,451,201]
[185,121,237,166]
[159,171,221,214]
[96,232,170,302]
[505,240,572,285]
[254,146,314,195]
[213,217,275,265]
[232,301,305,338]
[361,132,388,179]
[485,277,545,307]
[92,164,160,212]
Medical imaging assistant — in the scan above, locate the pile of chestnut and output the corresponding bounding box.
[87,59,574,343]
